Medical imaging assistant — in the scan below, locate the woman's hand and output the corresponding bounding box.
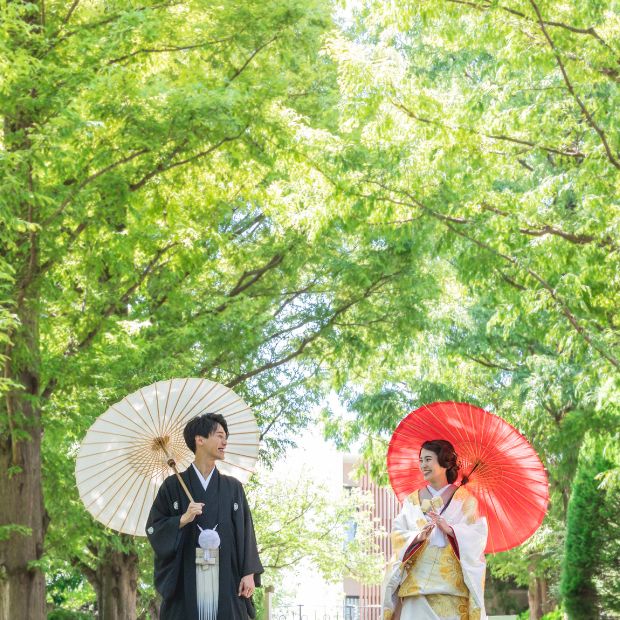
[428,512,454,536]
[415,522,435,543]
[179,502,205,528]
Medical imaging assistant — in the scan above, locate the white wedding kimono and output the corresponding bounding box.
[382,485,487,620]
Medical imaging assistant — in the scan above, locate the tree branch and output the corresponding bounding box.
[225,254,284,299]
[224,273,402,388]
[45,149,150,226]
[446,0,614,52]
[370,185,620,370]
[228,35,279,83]
[70,556,98,589]
[463,353,520,372]
[528,0,620,170]
[107,37,234,65]
[48,2,183,52]
[480,204,619,252]
[393,101,584,159]
[189,250,289,322]
[62,0,80,26]
[443,220,620,370]
[128,131,245,192]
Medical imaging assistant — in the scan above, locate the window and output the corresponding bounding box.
[344,596,360,620]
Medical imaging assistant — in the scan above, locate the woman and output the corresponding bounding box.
[382,440,487,620]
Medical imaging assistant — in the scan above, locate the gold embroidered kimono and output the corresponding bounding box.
[382,486,487,620]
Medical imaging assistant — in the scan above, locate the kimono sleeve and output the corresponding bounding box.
[449,491,488,611]
[391,498,427,561]
[146,478,186,599]
[450,492,487,563]
[382,499,426,619]
[235,484,264,584]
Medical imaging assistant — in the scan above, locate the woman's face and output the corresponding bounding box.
[419,448,447,484]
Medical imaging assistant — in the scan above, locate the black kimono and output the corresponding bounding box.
[146,466,263,620]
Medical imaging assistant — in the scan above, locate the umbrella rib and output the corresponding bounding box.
[162,379,172,437]
[77,455,140,485]
[166,379,219,434]
[483,487,510,554]
[224,449,259,459]
[226,420,258,429]
[161,378,190,438]
[117,470,153,534]
[78,445,142,458]
[76,448,153,475]
[102,467,144,529]
[482,480,548,514]
[85,459,137,511]
[154,383,162,437]
[106,405,154,436]
[211,404,251,418]
[494,475,549,501]
[136,389,160,438]
[191,383,233,418]
[79,438,142,445]
[175,379,220,426]
[88,418,151,443]
[220,460,255,474]
[135,482,158,536]
[450,401,472,448]
[114,400,158,438]
[82,449,163,502]
[87,417,153,439]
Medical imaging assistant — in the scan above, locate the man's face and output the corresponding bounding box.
[196,423,227,461]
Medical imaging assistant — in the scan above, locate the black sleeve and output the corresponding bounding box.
[238,484,264,583]
[146,478,185,599]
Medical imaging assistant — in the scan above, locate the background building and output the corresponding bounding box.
[343,454,400,620]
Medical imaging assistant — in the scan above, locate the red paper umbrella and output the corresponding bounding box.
[387,401,548,554]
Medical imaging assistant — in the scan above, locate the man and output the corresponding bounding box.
[146,413,263,619]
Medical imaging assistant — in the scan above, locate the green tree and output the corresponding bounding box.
[561,436,613,619]
[318,2,619,616]
[1,0,336,615]
[559,435,620,619]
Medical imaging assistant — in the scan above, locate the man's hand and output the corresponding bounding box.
[179,502,204,528]
[238,574,255,598]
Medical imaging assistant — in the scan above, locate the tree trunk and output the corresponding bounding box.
[0,4,48,615]
[98,547,139,620]
[528,573,550,620]
[0,298,46,619]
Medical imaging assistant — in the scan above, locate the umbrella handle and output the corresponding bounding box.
[167,458,195,503]
[461,460,481,485]
[154,437,195,503]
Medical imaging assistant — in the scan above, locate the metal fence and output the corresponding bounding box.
[271,604,382,620]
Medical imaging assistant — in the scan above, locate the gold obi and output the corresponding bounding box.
[399,542,468,598]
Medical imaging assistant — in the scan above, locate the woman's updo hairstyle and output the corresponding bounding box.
[420,439,460,484]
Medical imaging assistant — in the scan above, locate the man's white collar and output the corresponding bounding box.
[192,463,215,490]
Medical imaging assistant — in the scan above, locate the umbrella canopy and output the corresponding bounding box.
[387,401,548,553]
[75,378,260,536]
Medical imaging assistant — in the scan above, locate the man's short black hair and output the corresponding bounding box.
[183,413,229,453]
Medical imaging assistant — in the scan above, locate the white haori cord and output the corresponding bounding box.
[196,526,220,620]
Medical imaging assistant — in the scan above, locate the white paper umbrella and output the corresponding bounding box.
[75,378,260,536]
